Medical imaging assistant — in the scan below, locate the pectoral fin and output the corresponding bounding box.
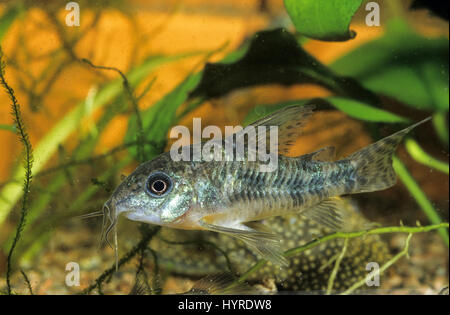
[302,197,344,230]
[199,220,288,266]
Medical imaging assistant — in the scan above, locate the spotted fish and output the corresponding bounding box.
[88,105,429,267]
[150,198,390,293]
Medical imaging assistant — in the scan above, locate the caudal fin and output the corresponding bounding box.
[346,118,430,194]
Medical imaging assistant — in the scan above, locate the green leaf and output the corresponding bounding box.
[0,124,16,132]
[284,0,364,41]
[432,111,449,146]
[326,97,410,123]
[190,28,379,105]
[0,3,23,42]
[243,97,409,125]
[331,19,449,111]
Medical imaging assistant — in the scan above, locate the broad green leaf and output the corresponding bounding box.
[331,19,449,111]
[326,97,410,123]
[284,0,364,41]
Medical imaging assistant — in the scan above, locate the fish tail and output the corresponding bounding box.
[346,118,430,194]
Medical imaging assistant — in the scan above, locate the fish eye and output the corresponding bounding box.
[146,172,172,197]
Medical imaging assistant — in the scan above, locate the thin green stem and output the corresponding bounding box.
[405,138,449,174]
[20,270,33,295]
[236,223,448,284]
[81,59,147,162]
[81,226,161,294]
[393,156,449,246]
[326,238,348,295]
[0,52,200,227]
[341,233,413,295]
[432,111,449,147]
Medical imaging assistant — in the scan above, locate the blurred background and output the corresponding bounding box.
[0,0,448,294]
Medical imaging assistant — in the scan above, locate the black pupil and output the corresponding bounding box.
[146,172,172,197]
[151,179,166,194]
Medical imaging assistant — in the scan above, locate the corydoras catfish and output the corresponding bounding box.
[87,105,429,267]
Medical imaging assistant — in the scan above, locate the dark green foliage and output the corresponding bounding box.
[189,29,379,105]
[331,20,449,112]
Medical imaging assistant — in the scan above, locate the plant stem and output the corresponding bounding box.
[341,233,413,295]
[326,238,348,295]
[393,156,449,246]
[405,138,449,174]
[1,51,34,295]
[432,111,449,147]
[236,223,448,284]
[0,52,201,227]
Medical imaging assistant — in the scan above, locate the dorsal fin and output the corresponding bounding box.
[231,105,315,156]
[301,146,335,162]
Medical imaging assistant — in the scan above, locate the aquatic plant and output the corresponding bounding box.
[0,49,34,295]
[0,0,448,294]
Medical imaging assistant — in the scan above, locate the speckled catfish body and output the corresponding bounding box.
[150,199,390,293]
[103,105,429,266]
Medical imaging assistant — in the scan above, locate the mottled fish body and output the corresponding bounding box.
[151,199,390,293]
[93,105,429,267]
